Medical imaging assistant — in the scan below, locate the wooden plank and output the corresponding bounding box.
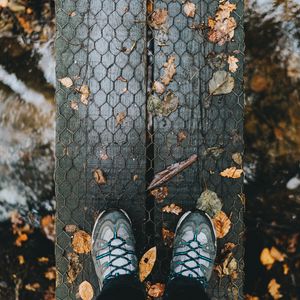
[55,0,147,298]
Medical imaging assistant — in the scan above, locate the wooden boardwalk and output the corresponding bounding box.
[55,0,244,298]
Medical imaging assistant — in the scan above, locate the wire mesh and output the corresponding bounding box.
[55,0,244,299]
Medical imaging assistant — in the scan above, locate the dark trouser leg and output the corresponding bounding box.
[96,274,145,300]
[163,276,210,300]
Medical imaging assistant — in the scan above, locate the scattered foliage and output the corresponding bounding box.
[78,281,94,300]
[72,230,91,254]
[196,189,222,218]
[209,70,235,95]
[162,203,183,215]
[220,166,243,178]
[213,211,231,238]
[149,9,168,29]
[183,2,196,18]
[139,247,157,282]
[150,187,169,203]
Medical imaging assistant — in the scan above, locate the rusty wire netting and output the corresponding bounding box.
[55,0,244,299]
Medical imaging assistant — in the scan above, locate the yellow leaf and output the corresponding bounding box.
[78,281,94,300]
[268,279,282,299]
[260,248,275,269]
[270,247,285,262]
[72,230,91,254]
[139,247,157,282]
[220,167,243,178]
[213,211,231,238]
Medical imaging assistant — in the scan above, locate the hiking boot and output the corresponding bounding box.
[92,209,138,290]
[169,210,217,287]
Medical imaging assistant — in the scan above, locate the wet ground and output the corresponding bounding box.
[0,0,300,299]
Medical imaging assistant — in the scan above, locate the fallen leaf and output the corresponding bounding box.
[177,131,187,143]
[228,55,239,73]
[260,247,286,269]
[94,169,107,185]
[38,257,49,263]
[147,92,179,117]
[250,74,269,93]
[100,151,109,160]
[77,85,90,105]
[161,56,176,86]
[70,100,78,110]
[15,233,28,247]
[148,283,166,298]
[72,230,91,254]
[153,81,165,94]
[162,203,183,215]
[162,228,175,248]
[63,225,77,234]
[149,9,168,29]
[18,255,25,265]
[232,153,242,165]
[196,189,222,218]
[208,1,237,45]
[25,283,40,292]
[183,2,196,18]
[41,215,55,242]
[78,281,94,300]
[139,247,157,282]
[67,253,82,284]
[150,187,168,203]
[282,263,289,275]
[59,77,73,88]
[133,174,139,181]
[207,53,227,70]
[148,154,197,190]
[268,279,282,299]
[45,267,56,281]
[17,16,33,34]
[213,211,231,238]
[222,242,236,253]
[215,252,238,279]
[245,295,260,300]
[220,166,243,178]
[209,71,235,95]
[116,112,126,126]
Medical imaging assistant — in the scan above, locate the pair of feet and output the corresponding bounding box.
[92,209,217,290]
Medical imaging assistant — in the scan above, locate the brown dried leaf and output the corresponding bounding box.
[162,203,183,215]
[147,92,179,117]
[153,81,166,94]
[232,152,242,165]
[213,211,231,238]
[268,279,282,300]
[215,252,238,279]
[77,85,90,105]
[148,154,197,190]
[67,253,82,284]
[161,56,176,86]
[25,283,40,292]
[72,230,91,254]
[149,9,168,29]
[139,247,157,282]
[228,55,239,73]
[94,169,107,185]
[41,215,55,242]
[45,267,56,281]
[150,187,168,203]
[116,112,126,126]
[162,228,175,248]
[177,130,187,143]
[208,1,237,46]
[64,224,78,233]
[59,77,73,88]
[196,189,223,218]
[148,283,166,298]
[183,2,196,18]
[220,166,243,178]
[78,281,94,300]
[209,71,234,95]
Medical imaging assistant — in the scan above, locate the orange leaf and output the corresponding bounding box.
[72,230,91,254]
[220,166,243,178]
[150,187,168,203]
[213,211,231,238]
[268,279,282,299]
[78,281,94,300]
[162,203,183,215]
[139,247,157,282]
[148,283,166,298]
